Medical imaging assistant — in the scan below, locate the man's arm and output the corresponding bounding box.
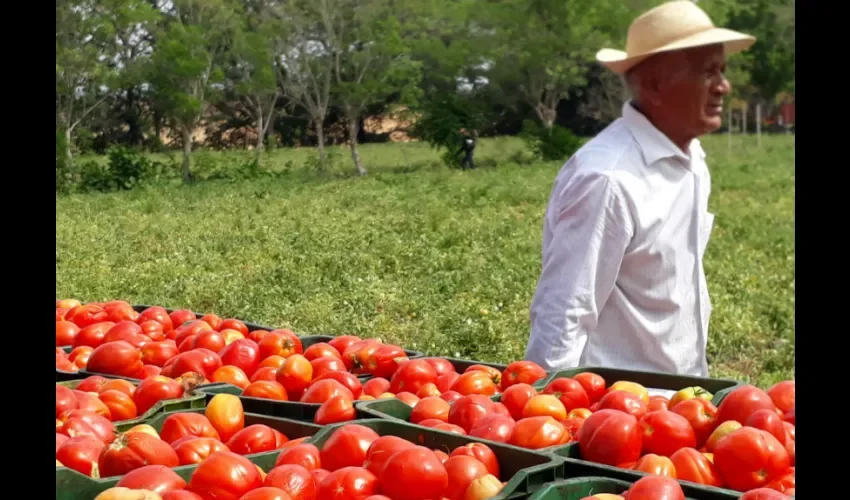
[526,171,634,370]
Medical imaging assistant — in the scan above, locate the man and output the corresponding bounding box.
[456,129,477,169]
[525,1,756,376]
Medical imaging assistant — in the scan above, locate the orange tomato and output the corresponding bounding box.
[243,381,289,401]
[210,365,251,389]
[276,354,313,394]
[522,395,567,421]
[204,394,245,442]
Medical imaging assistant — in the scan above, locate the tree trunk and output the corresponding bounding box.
[255,110,265,159]
[181,127,193,184]
[314,119,327,170]
[346,110,366,176]
[64,127,74,165]
[535,104,556,131]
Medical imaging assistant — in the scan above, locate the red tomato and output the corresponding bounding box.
[160,412,221,444]
[101,378,137,397]
[509,416,566,449]
[58,409,116,443]
[199,313,223,331]
[191,330,226,353]
[739,488,792,500]
[163,348,222,379]
[468,414,516,444]
[500,360,547,390]
[169,309,197,328]
[342,340,382,373]
[389,359,438,394]
[133,376,185,414]
[73,390,112,419]
[639,410,697,457]
[319,424,380,471]
[365,344,409,378]
[139,307,175,333]
[139,320,166,341]
[714,427,790,491]
[578,409,642,466]
[244,381,289,401]
[362,377,391,398]
[226,424,280,455]
[670,398,718,448]
[783,407,794,425]
[449,443,499,478]
[464,365,502,385]
[380,446,448,500]
[187,451,264,500]
[115,464,187,494]
[747,409,787,445]
[648,395,670,412]
[56,435,105,476]
[362,435,416,477]
[73,321,117,348]
[303,342,342,362]
[597,390,648,420]
[764,470,795,494]
[220,318,249,336]
[103,320,145,342]
[98,432,179,477]
[98,389,138,421]
[499,383,537,420]
[56,384,79,417]
[173,320,213,344]
[86,341,145,378]
[669,447,723,487]
[327,335,361,355]
[66,304,109,328]
[626,475,686,500]
[444,455,489,500]
[263,464,317,499]
[715,385,777,426]
[766,381,794,414]
[250,366,280,383]
[447,394,495,432]
[56,433,70,453]
[259,331,303,359]
[410,396,452,424]
[318,466,379,499]
[416,382,441,398]
[274,443,322,471]
[57,320,81,346]
[238,487,293,500]
[451,371,498,396]
[162,491,204,500]
[436,372,461,393]
[173,437,231,465]
[276,355,314,395]
[440,390,463,404]
[573,372,605,404]
[634,453,676,477]
[310,356,347,378]
[312,371,364,399]
[301,379,353,405]
[315,395,356,424]
[141,341,180,367]
[422,357,456,377]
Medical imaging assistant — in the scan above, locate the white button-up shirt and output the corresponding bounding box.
[525,101,714,377]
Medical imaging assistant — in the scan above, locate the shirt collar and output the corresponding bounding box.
[621,101,704,166]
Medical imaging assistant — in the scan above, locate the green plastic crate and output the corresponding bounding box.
[527,476,720,500]
[548,444,742,499]
[310,418,565,499]
[55,408,324,500]
[540,367,743,405]
[56,369,81,382]
[58,378,207,428]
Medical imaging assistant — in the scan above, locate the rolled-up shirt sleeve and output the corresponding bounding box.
[526,171,634,370]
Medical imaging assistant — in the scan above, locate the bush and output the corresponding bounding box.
[57,145,167,194]
[520,120,584,162]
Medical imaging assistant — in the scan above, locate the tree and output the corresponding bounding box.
[483,0,644,130]
[56,0,114,163]
[148,0,239,183]
[329,0,422,175]
[224,2,280,156]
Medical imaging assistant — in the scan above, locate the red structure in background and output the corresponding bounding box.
[778,102,795,125]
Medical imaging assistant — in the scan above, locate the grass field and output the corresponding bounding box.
[56,133,795,388]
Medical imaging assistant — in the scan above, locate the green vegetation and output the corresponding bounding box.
[56,134,795,387]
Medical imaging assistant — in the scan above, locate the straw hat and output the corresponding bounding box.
[596,1,756,74]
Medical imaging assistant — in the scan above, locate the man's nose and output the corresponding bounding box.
[713,75,731,96]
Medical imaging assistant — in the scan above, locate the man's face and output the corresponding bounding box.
[657,44,732,137]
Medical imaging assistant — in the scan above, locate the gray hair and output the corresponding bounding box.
[621,53,692,102]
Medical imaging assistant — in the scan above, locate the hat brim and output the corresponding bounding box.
[597,27,756,74]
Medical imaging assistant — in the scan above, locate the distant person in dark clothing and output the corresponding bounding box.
[456,129,478,169]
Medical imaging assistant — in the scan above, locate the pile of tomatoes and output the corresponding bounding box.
[572,381,795,496]
[92,420,509,500]
[58,394,306,479]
